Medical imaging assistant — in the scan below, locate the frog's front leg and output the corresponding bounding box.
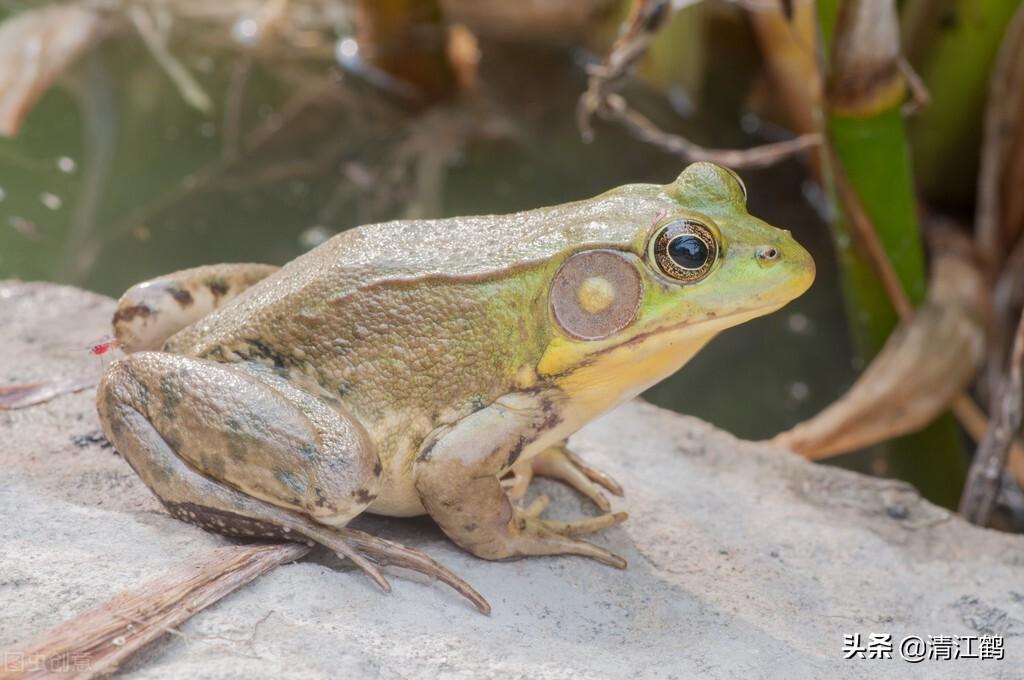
[502,442,624,512]
[97,352,488,612]
[413,391,627,567]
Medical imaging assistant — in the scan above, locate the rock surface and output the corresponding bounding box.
[1,280,1023,679]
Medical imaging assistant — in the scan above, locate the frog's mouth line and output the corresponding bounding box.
[546,300,787,379]
[628,300,788,351]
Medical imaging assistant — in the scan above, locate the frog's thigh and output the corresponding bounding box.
[412,392,626,567]
[97,352,381,528]
[114,263,278,352]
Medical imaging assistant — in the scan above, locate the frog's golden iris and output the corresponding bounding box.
[649,219,720,284]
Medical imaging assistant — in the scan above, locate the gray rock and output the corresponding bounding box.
[1,280,1022,679]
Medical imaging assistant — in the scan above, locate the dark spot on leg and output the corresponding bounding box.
[373,459,383,476]
[276,468,307,495]
[353,488,376,504]
[417,439,438,463]
[314,486,329,508]
[245,339,289,369]
[206,276,229,299]
[206,346,227,361]
[463,523,477,532]
[113,303,153,325]
[167,286,194,308]
[159,374,183,411]
[506,436,528,468]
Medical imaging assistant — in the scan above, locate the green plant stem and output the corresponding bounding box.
[903,0,1022,209]
[819,0,967,507]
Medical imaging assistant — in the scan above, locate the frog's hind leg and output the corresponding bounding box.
[502,442,623,511]
[113,262,279,352]
[96,352,488,613]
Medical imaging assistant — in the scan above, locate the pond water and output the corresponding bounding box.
[0,25,854,442]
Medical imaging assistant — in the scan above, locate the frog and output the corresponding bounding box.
[96,162,814,613]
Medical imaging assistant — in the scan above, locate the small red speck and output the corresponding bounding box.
[89,338,121,355]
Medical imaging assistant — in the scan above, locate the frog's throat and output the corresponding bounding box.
[542,303,785,418]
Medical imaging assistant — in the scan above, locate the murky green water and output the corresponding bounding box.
[0,26,854,440]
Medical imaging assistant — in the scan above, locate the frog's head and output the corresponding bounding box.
[537,162,815,405]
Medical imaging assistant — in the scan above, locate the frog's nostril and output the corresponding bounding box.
[756,245,780,265]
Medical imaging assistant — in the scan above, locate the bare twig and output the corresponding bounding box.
[898,57,930,116]
[577,0,818,169]
[594,94,822,169]
[960,312,1024,524]
[221,56,253,162]
[0,543,311,679]
[128,5,213,113]
[988,238,1024,407]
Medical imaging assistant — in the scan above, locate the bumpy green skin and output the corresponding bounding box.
[97,162,814,586]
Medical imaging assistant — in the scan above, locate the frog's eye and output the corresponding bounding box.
[723,167,747,202]
[649,220,719,284]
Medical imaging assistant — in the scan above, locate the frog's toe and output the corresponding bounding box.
[335,527,491,615]
[514,513,628,569]
[560,446,624,497]
[297,526,392,593]
[510,444,624,511]
[500,459,534,502]
[538,511,629,537]
[515,493,549,518]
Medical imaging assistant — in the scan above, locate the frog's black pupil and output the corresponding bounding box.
[668,235,709,270]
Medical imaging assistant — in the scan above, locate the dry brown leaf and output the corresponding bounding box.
[0,543,310,680]
[976,3,1024,269]
[0,378,96,410]
[0,4,106,137]
[772,238,987,459]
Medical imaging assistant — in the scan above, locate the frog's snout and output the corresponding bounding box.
[753,229,816,301]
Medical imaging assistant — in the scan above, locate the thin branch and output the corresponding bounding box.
[898,57,930,116]
[960,311,1024,524]
[594,94,822,169]
[577,0,818,169]
[128,5,213,114]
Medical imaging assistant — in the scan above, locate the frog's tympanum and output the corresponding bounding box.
[97,163,814,613]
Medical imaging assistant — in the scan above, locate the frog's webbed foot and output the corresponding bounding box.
[502,443,624,511]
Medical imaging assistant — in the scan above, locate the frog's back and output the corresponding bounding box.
[166,186,666,355]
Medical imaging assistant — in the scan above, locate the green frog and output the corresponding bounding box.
[97,162,814,613]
